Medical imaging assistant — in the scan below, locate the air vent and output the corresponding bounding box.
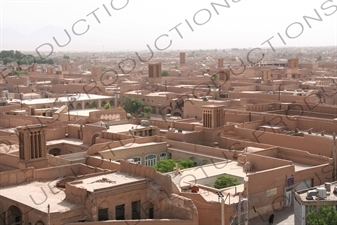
[316,187,327,200]
[306,190,318,200]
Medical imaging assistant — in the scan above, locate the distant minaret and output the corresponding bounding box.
[333,132,336,181]
[180,52,186,64]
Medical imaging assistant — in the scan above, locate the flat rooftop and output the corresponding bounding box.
[100,142,166,157]
[47,138,87,146]
[20,94,114,105]
[71,172,147,192]
[167,161,247,190]
[68,109,99,117]
[107,124,149,133]
[0,179,78,213]
[296,181,337,203]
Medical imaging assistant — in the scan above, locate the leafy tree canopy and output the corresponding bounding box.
[161,70,169,77]
[154,159,196,173]
[0,50,54,65]
[214,175,240,189]
[104,103,111,110]
[120,96,143,114]
[306,205,337,225]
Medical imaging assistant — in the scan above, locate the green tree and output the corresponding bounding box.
[2,57,15,65]
[154,159,196,173]
[214,175,240,189]
[120,96,143,114]
[211,73,218,80]
[63,55,70,59]
[90,101,98,109]
[317,55,322,61]
[104,103,111,109]
[161,70,169,77]
[143,106,152,118]
[306,205,337,225]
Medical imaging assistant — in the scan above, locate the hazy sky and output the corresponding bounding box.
[1,0,337,52]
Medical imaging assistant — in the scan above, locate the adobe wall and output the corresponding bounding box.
[234,127,334,157]
[168,148,223,167]
[47,154,71,166]
[247,165,295,217]
[184,132,204,145]
[46,128,66,141]
[184,100,230,119]
[294,163,333,190]
[224,113,263,123]
[66,219,196,225]
[100,142,167,163]
[275,147,332,166]
[167,140,236,161]
[232,85,257,92]
[0,114,54,128]
[82,125,106,145]
[35,164,81,180]
[65,182,87,204]
[88,108,127,121]
[219,137,273,150]
[229,92,317,103]
[180,193,223,225]
[86,156,121,171]
[0,104,21,113]
[0,134,18,143]
[0,167,34,186]
[0,153,19,168]
[161,194,198,224]
[246,153,293,171]
[68,124,82,139]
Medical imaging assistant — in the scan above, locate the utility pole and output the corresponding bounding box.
[48,204,50,225]
[221,198,225,225]
[333,132,336,181]
[245,177,249,225]
[238,193,242,225]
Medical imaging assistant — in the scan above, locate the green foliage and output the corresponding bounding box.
[0,50,54,65]
[317,55,322,61]
[104,103,111,110]
[90,101,98,109]
[120,96,143,114]
[63,55,70,59]
[143,106,152,118]
[306,205,337,225]
[14,71,28,75]
[154,159,197,173]
[211,73,218,80]
[161,70,169,77]
[214,175,240,189]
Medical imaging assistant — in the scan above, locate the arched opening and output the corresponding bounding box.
[98,202,109,221]
[101,101,107,107]
[145,154,157,167]
[166,108,171,114]
[91,133,101,146]
[35,221,45,225]
[129,156,142,165]
[49,148,61,156]
[109,100,115,107]
[173,112,182,117]
[159,152,171,160]
[76,103,82,109]
[85,102,91,109]
[7,205,22,225]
